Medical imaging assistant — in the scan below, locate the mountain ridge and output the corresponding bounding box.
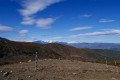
[0,37,9,41]
[33,40,120,51]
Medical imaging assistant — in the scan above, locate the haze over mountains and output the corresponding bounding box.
[69,43,120,51]
[34,40,120,51]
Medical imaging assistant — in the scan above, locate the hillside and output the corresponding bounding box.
[78,49,120,62]
[0,40,63,65]
[69,43,120,51]
[0,40,89,65]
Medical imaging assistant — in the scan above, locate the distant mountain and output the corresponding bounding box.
[51,41,68,45]
[0,37,9,41]
[68,43,120,51]
[34,40,120,51]
[33,40,67,45]
[34,40,48,44]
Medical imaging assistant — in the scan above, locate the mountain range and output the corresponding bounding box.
[0,37,9,41]
[33,40,120,51]
[34,40,68,45]
[0,37,120,65]
[68,43,120,51]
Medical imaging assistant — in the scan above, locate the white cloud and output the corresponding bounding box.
[36,18,56,29]
[69,26,92,31]
[19,0,62,17]
[79,14,92,18]
[19,0,62,28]
[43,29,120,40]
[13,37,38,42]
[70,29,120,38]
[21,17,35,25]
[19,30,29,36]
[0,24,13,31]
[52,36,63,39]
[102,29,120,31]
[99,19,115,23]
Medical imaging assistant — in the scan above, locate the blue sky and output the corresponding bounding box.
[0,0,120,43]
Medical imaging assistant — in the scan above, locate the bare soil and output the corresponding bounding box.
[0,59,120,80]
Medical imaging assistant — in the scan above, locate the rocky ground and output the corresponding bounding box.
[0,59,120,80]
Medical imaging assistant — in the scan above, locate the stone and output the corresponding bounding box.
[3,72,10,77]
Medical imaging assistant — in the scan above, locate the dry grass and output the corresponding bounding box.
[0,59,120,80]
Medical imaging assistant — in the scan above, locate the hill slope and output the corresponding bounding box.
[69,43,120,51]
[79,48,120,62]
[0,40,90,65]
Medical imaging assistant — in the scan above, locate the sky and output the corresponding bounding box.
[0,0,120,43]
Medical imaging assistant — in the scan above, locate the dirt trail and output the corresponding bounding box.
[0,59,120,80]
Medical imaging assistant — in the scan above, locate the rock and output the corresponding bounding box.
[0,70,3,73]
[28,60,32,62]
[3,72,10,77]
[112,77,117,80]
[27,75,31,78]
[10,70,13,73]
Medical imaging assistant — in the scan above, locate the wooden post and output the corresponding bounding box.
[93,59,96,72]
[35,52,38,71]
[114,60,119,73]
